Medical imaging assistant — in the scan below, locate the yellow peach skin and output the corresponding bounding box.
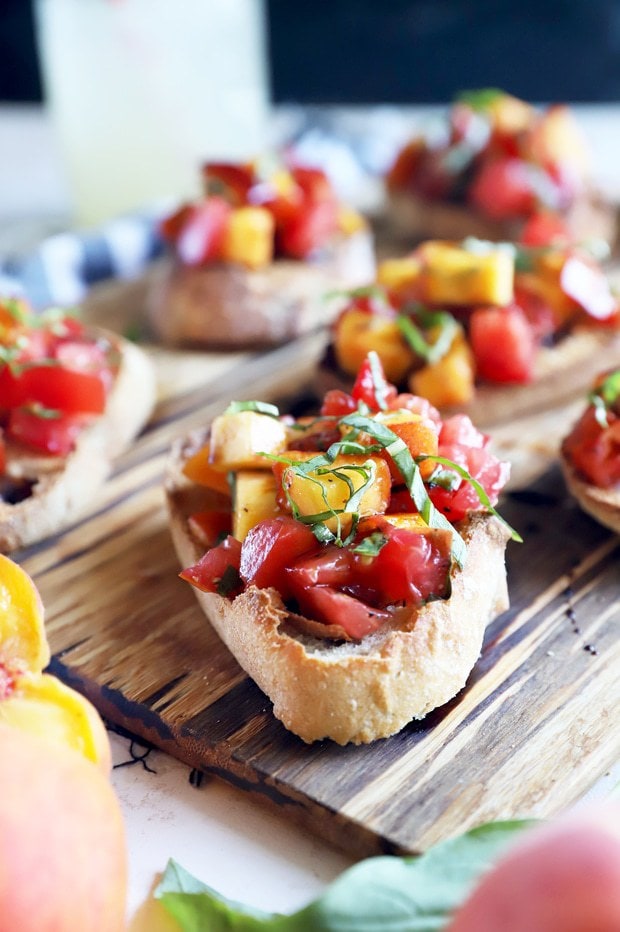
[0,553,49,676]
[0,723,127,932]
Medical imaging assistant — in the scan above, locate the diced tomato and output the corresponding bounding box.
[7,408,92,456]
[187,511,232,550]
[386,140,423,193]
[428,442,511,523]
[291,585,392,639]
[353,526,452,606]
[520,211,571,246]
[0,430,5,474]
[290,166,334,202]
[174,197,232,266]
[439,414,487,449]
[159,203,195,243]
[278,198,339,259]
[468,157,538,220]
[560,255,618,321]
[202,162,254,205]
[286,545,352,589]
[562,407,620,488]
[319,389,357,418]
[513,285,558,343]
[387,393,442,425]
[179,535,242,597]
[351,355,398,412]
[469,305,536,384]
[7,366,109,415]
[239,516,318,598]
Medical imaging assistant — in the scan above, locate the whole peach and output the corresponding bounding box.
[0,723,127,932]
[448,802,620,932]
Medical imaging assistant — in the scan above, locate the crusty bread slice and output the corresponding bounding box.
[560,452,620,535]
[148,228,376,348]
[385,188,618,249]
[0,331,156,552]
[165,428,511,745]
[319,327,620,430]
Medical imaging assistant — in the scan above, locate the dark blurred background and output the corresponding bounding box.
[2,0,620,104]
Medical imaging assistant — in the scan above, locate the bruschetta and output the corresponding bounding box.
[324,237,620,427]
[560,368,620,534]
[385,89,616,248]
[0,298,156,551]
[165,353,515,745]
[148,159,376,348]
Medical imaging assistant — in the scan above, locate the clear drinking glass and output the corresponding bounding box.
[34,0,271,227]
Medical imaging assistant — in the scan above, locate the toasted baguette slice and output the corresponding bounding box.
[560,452,620,535]
[165,428,511,745]
[148,228,376,348]
[385,188,618,250]
[0,331,156,552]
[318,326,620,430]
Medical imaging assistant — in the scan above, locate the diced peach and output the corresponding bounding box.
[486,92,534,135]
[221,206,274,269]
[182,443,232,496]
[334,309,416,383]
[377,256,422,299]
[416,240,514,307]
[272,451,391,535]
[524,104,590,177]
[233,470,281,541]
[208,411,288,472]
[409,333,476,408]
[375,410,439,480]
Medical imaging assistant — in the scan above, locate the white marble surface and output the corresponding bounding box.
[2,102,619,924]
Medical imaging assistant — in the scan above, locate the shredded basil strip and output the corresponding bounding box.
[352,531,388,557]
[324,283,389,303]
[367,350,391,411]
[589,368,620,428]
[341,413,467,566]
[216,565,242,597]
[263,450,376,547]
[422,454,522,542]
[225,400,280,418]
[397,309,459,364]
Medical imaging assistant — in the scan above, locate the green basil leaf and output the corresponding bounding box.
[341,414,467,567]
[156,819,535,931]
[397,311,459,365]
[216,564,243,597]
[423,455,522,543]
[225,401,281,418]
[352,531,387,557]
[367,350,391,411]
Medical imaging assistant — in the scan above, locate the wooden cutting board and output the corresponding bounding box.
[13,300,620,859]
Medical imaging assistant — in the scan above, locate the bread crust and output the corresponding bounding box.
[148,229,376,348]
[385,189,618,248]
[320,326,620,430]
[0,331,156,552]
[165,429,511,745]
[560,450,620,535]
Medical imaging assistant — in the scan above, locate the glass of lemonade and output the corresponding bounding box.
[34,0,271,228]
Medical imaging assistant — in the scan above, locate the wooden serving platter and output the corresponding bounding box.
[13,299,620,859]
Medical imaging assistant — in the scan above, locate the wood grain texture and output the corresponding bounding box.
[11,294,620,860]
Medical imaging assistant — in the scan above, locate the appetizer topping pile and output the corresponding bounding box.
[159,158,367,269]
[562,368,620,489]
[332,238,619,407]
[0,298,116,465]
[179,354,515,641]
[386,88,591,228]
